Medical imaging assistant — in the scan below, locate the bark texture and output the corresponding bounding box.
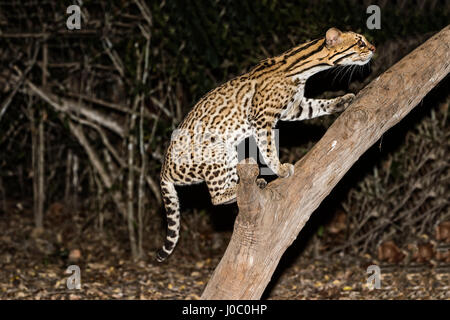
[201,25,450,300]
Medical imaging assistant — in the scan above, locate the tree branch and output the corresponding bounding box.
[0,44,39,122]
[68,120,127,218]
[25,80,126,137]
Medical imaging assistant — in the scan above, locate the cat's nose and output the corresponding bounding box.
[369,44,376,52]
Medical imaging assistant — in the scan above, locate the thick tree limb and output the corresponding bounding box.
[201,25,450,300]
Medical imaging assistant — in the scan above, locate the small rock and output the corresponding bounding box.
[69,249,82,262]
[31,227,44,238]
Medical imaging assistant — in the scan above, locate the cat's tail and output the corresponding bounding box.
[156,178,180,262]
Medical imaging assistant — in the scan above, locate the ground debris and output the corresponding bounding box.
[0,208,448,300]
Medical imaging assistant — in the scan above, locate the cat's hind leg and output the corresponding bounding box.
[205,165,239,205]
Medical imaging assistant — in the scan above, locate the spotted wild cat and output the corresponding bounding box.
[157,27,375,261]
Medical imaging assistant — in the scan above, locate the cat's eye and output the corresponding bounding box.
[358,40,366,48]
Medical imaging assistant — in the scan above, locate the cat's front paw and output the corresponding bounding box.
[333,93,355,112]
[256,178,267,189]
[278,163,294,178]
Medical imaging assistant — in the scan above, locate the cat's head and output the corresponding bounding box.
[325,28,375,66]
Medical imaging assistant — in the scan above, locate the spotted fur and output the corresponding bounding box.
[156,27,375,261]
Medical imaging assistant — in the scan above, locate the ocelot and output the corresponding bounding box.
[157,27,375,261]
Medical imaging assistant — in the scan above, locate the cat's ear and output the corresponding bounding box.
[325,28,342,47]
